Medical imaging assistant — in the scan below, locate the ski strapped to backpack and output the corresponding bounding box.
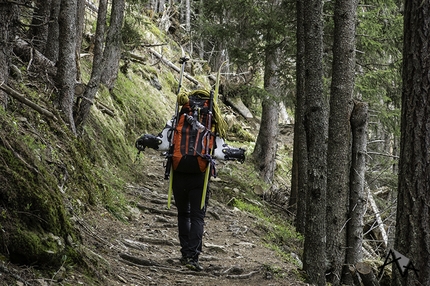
[166,55,189,208]
[200,60,226,209]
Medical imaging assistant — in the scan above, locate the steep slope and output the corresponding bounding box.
[0,11,302,286]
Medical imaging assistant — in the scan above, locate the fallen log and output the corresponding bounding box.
[14,37,57,76]
[0,83,57,121]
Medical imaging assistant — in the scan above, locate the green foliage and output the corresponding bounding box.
[355,0,403,190]
[195,0,296,79]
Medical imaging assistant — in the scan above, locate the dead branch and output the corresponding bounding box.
[367,188,388,248]
[0,83,58,121]
[141,43,167,47]
[146,48,200,85]
[95,101,115,117]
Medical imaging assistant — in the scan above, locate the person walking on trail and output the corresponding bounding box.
[170,89,227,271]
[173,168,207,271]
[135,88,245,272]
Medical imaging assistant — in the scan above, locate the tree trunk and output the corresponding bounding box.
[44,0,60,62]
[302,0,327,285]
[325,0,357,284]
[0,3,19,109]
[252,0,281,184]
[393,0,430,285]
[75,0,86,81]
[28,0,52,54]
[100,0,125,90]
[350,262,380,286]
[56,0,78,135]
[75,0,108,132]
[345,101,368,283]
[290,0,307,235]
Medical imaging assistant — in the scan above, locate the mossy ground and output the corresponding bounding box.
[0,12,300,284]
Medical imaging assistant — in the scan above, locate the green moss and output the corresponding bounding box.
[8,227,65,266]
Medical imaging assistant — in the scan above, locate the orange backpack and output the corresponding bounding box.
[172,94,215,173]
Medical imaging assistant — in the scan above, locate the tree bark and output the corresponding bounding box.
[393,0,430,285]
[350,262,380,286]
[252,44,280,184]
[302,0,327,285]
[289,0,308,236]
[13,38,56,76]
[100,0,125,90]
[75,0,86,81]
[325,0,357,283]
[56,0,78,135]
[75,0,108,132]
[0,2,18,109]
[44,0,60,62]
[345,101,368,283]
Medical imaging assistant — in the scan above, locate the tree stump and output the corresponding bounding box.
[355,261,380,286]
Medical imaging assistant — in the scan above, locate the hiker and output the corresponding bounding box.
[135,89,245,271]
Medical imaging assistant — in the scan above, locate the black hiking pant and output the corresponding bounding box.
[172,171,208,260]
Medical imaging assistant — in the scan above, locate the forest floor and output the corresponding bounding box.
[0,149,308,286]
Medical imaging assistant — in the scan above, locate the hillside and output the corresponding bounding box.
[0,9,304,286]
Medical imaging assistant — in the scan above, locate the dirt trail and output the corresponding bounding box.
[1,146,305,286]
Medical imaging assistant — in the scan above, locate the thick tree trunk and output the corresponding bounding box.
[56,0,78,135]
[325,0,357,284]
[302,0,327,285]
[252,0,282,184]
[100,0,125,90]
[290,0,307,235]
[252,45,280,183]
[393,0,430,285]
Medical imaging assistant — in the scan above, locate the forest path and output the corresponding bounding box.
[70,153,305,286]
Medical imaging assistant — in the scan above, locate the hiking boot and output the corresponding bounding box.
[185,258,203,272]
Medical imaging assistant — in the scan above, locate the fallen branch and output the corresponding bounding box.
[367,188,388,248]
[0,83,58,121]
[147,48,200,85]
[95,101,115,117]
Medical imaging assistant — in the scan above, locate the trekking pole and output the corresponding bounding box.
[166,51,189,209]
[200,60,228,209]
